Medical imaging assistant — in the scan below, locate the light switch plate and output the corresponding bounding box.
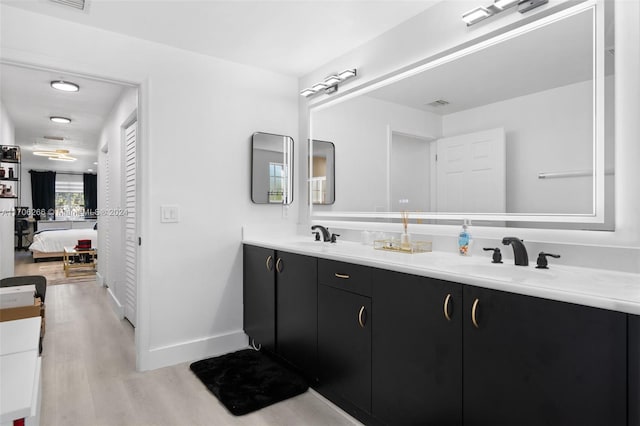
[160,205,180,223]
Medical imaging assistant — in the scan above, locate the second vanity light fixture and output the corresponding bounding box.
[300,68,357,98]
[462,0,548,26]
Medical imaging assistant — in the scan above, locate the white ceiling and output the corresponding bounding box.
[2,0,440,77]
[0,0,440,173]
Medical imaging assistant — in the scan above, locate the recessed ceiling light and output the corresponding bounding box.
[43,135,65,141]
[87,168,93,172]
[93,162,98,165]
[50,116,72,124]
[51,80,80,92]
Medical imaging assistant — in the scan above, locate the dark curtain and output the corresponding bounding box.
[29,171,56,220]
[83,173,98,218]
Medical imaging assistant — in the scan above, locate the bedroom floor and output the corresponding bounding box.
[14,253,360,426]
[14,251,96,284]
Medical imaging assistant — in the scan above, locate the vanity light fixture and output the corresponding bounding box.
[493,0,520,10]
[300,68,358,98]
[462,0,548,26]
[462,7,492,25]
[311,82,329,92]
[50,80,80,92]
[50,116,72,124]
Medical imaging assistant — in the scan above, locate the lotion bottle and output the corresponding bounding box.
[458,219,472,256]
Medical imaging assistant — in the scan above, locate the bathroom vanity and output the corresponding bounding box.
[243,238,639,426]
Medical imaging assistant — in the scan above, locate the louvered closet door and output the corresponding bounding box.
[103,153,111,286]
[124,122,138,326]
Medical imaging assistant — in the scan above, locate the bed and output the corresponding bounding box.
[29,228,98,261]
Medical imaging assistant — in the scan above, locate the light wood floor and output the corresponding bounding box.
[33,272,360,425]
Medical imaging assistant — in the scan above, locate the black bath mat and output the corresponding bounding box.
[189,349,308,416]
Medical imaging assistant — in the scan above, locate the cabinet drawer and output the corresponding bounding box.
[318,259,371,296]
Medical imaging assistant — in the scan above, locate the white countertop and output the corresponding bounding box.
[242,236,640,316]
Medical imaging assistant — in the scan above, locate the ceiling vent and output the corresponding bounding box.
[49,0,88,11]
[427,99,450,107]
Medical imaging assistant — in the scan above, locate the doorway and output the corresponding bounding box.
[1,60,141,360]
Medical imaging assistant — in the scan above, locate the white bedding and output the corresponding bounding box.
[29,229,98,253]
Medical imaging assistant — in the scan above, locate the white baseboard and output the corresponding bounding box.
[140,330,248,371]
[96,272,106,287]
[308,389,363,425]
[107,287,124,319]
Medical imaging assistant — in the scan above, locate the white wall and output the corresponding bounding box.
[96,86,137,313]
[312,95,440,212]
[0,100,14,146]
[0,101,16,278]
[0,5,299,370]
[301,0,640,271]
[390,133,431,212]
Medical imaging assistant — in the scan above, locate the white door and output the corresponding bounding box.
[123,121,137,326]
[436,128,506,213]
[390,132,431,212]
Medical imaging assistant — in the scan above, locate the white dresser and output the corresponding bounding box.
[0,198,15,279]
[0,317,42,426]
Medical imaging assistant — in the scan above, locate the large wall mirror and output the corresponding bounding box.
[309,140,335,205]
[309,1,614,228]
[251,132,294,204]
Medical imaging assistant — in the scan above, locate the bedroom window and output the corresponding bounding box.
[268,162,285,203]
[55,174,84,219]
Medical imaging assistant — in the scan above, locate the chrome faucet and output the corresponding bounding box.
[311,225,331,242]
[502,237,529,266]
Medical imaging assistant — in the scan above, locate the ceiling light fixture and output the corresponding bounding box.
[462,0,548,26]
[33,149,77,161]
[300,68,358,98]
[50,116,72,124]
[43,135,65,141]
[50,80,80,92]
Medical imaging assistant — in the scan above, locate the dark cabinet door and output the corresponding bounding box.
[276,251,318,379]
[243,244,275,352]
[318,284,372,414]
[463,285,627,426]
[372,270,462,426]
[630,314,640,426]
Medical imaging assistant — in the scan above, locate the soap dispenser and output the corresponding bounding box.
[458,219,473,256]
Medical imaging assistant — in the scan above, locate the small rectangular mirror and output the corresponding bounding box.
[309,140,335,205]
[251,132,294,204]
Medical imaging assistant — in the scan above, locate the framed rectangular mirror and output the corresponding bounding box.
[309,1,613,228]
[309,140,335,205]
[251,132,294,204]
